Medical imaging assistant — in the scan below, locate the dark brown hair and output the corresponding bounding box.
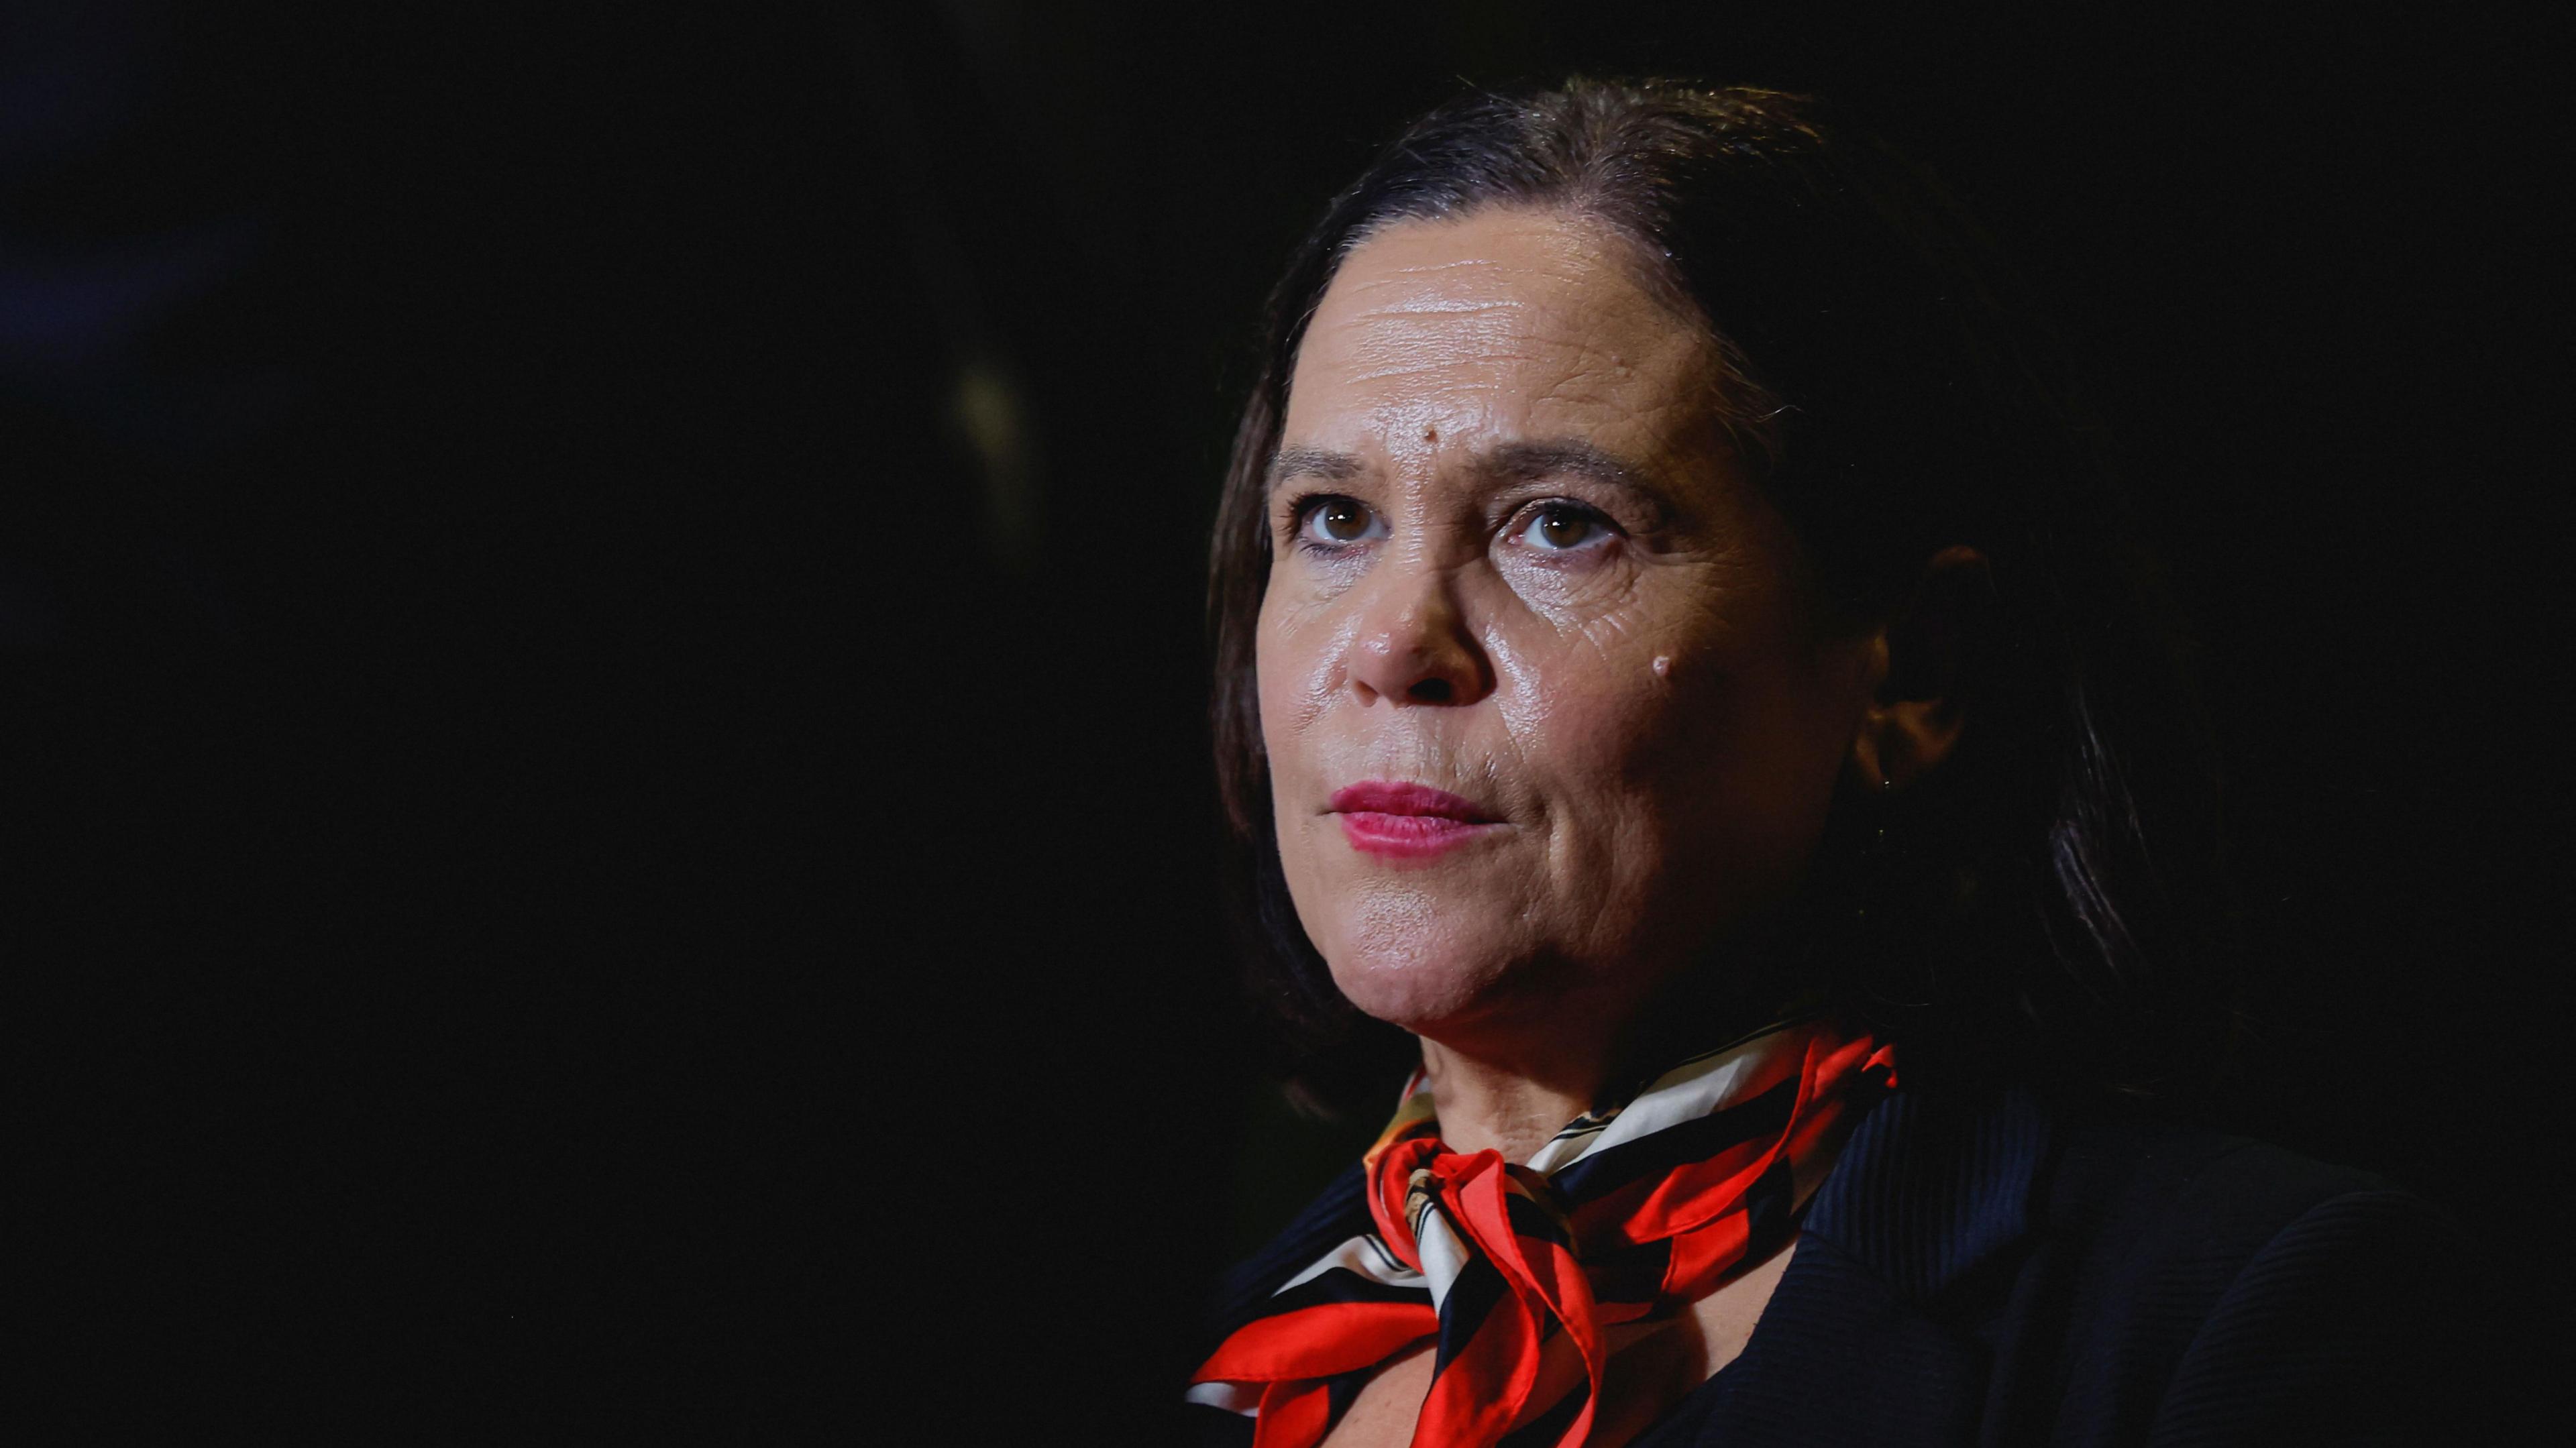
[1210,79,2226,1114]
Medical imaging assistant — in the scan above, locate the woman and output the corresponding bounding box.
[1183,80,2470,1446]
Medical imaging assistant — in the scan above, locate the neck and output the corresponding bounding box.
[1413,953,1805,1163]
[1417,1036,1605,1164]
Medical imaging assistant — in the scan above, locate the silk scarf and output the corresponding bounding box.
[1189,1019,1896,1448]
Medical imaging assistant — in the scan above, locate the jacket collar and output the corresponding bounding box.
[1666,1084,2053,1446]
[1801,1082,2053,1302]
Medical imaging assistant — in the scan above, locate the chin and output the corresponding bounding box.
[1309,897,1544,1035]
[1280,819,1582,1034]
[1326,957,1498,1035]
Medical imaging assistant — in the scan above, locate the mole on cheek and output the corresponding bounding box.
[1652,655,1673,679]
[1423,425,1438,443]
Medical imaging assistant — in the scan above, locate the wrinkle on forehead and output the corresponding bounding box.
[1336,286,1527,317]
[1286,209,1721,463]
[1326,209,1696,325]
[1277,220,1721,502]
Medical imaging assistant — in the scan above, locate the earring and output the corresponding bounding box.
[1854,776,1893,920]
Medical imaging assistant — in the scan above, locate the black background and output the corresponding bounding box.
[9,1,2566,1435]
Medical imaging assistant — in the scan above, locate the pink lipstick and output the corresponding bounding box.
[1329,781,1504,860]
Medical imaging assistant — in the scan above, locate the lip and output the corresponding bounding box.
[1328,781,1505,860]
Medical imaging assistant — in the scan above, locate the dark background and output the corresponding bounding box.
[10,1,2565,1434]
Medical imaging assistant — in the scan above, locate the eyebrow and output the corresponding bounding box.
[1479,439,1662,497]
[1265,446,1363,492]
[1263,439,1662,497]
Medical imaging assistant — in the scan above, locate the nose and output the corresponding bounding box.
[1343,561,1491,707]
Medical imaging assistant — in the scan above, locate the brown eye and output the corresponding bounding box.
[1519,504,1606,552]
[1299,496,1383,547]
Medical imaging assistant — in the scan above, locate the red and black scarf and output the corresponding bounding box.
[1190,1019,1896,1448]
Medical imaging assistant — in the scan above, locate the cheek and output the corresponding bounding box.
[1489,603,1691,789]
[1650,657,1853,891]
[1252,601,1316,770]
[1503,614,1847,903]
[1517,657,1696,831]
[1253,598,1357,865]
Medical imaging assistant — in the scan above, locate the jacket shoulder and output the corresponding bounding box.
[1994,1111,2473,1443]
[2039,1113,2398,1306]
[1205,1162,1371,1341]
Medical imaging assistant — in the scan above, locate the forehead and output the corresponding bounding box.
[1283,207,1716,456]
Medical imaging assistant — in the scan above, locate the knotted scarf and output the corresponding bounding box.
[1189,1019,1896,1448]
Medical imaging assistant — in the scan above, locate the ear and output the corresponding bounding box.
[1849,545,1990,791]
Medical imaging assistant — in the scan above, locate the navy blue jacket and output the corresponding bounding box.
[1194,1088,2477,1445]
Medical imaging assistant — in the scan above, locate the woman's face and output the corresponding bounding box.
[1256,207,1879,1053]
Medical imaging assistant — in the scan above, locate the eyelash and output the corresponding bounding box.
[1508,501,1617,555]
[1278,491,1371,554]
[1277,492,1621,557]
